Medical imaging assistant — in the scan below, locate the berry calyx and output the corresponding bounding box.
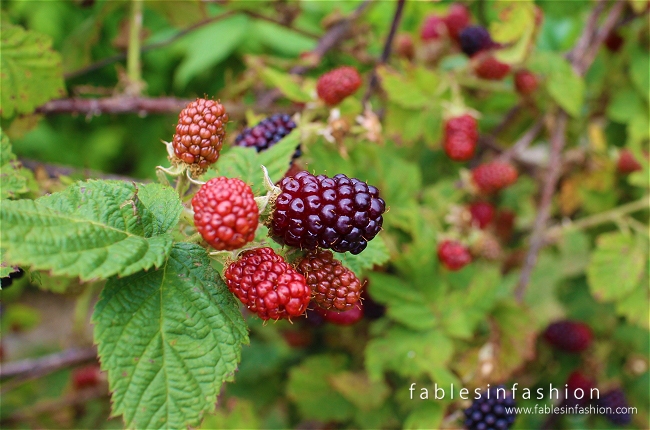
[469,201,495,229]
[224,247,310,321]
[514,70,539,96]
[437,240,472,271]
[443,114,478,161]
[617,149,643,174]
[72,365,101,390]
[421,15,446,41]
[296,249,363,311]
[314,301,364,325]
[474,55,511,80]
[171,98,228,171]
[543,320,593,353]
[459,25,494,56]
[443,4,471,41]
[234,114,298,155]
[564,371,595,407]
[271,171,386,255]
[316,66,362,106]
[599,389,632,425]
[463,385,517,430]
[472,161,518,193]
[192,177,259,251]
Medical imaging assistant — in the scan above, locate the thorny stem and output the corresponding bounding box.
[126,0,144,95]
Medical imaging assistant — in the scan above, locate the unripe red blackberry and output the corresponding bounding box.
[314,301,364,325]
[191,177,258,251]
[395,33,415,60]
[604,31,624,52]
[472,233,502,261]
[72,365,101,390]
[459,25,494,56]
[271,171,386,255]
[472,161,518,193]
[438,240,472,271]
[421,15,446,41]
[224,247,310,321]
[316,66,362,106]
[543,320,593,353]
[564,371,595,408]
[514,70,539,95]
[469,201,495,229]
[234,114,298,155]
[617,149,642,174]
[599,389,632,425]
[463,385,517,430]
[443,114,478,161]
[171,98,228,170]
[296,249,362,311]
[474,56,511,80]
[444,4,471,41]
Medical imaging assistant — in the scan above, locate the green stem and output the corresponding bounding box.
[546,195,649,237]
[176,174,190,199]
[127,0,143,91]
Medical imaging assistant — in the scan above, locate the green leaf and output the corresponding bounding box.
[0,129,27,199]
[0,181,181,281]
[377,66,432,109]
[337,235,390,278]
[174,15,249,88]
[529,52,584,116]
[93,243,248,429]
[261,67,312,103]
[206,130,299,195]
[329,372,390,411]
[558,230,590,276]
[365,327,453,382]
[607,89,645,124]
[587,232,646,302]
[490,1,535,43]
[286,354,355,421]
[0,23,65,118]
[253,21,317,57]
[199,398,259,430]
[629,47,650,101]
[616,279,649,330]
[489,302,537,381]
[404,402,444,430]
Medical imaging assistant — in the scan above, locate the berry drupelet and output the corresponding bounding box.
[296,249,363,311]
[234,114,298,154]
[271,171,386,255]
[171,98,228,171]
[224,247,310,321]
[464,385,517,430]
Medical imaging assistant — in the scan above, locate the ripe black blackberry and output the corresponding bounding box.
[464,385,517,430]
[271,171,385,255]
[234,114,299,158]
[459,25,494,57]
[599,389,632,425]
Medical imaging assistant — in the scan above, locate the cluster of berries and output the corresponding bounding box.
[542,321,632,425]
[169,89,383,323]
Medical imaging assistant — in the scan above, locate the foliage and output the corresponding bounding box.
[0,1,648,430]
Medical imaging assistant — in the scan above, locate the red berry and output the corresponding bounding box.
[604,31,624,52]
[191,177,259,251]
[296,249,362,311]
[224,247,310,321]
[395,33,415,60]
[443,114,478,161]
[564,371,595,407]
[72,365,101,390]
[316,66,362,106]
[617,149,642,174]
[494,209,516,242]
[437,240,472,271]
[421,15,446,41]
[543,320,593,353]
[314,301,364,325]
[514,70,539,95]
[474,55,511,80]
[469,201,495,229]
[271,171,386,255]
[472,161,518,193]
[444,4,471,41]
[172,98,228,170]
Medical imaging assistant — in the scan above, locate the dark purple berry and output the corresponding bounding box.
[459,25,494,57]
[271,171,385,255]
[234,114,299,158]
[464,386,517,430]
[599,389,632,425]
